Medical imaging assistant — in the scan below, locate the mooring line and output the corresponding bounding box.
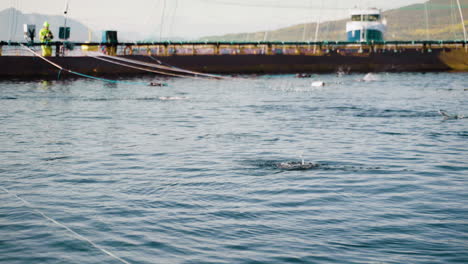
[94,52,228,80]
[88,54,201,79]
[0,186,131,264]
[20,44,64,70]
[20,44,154,86]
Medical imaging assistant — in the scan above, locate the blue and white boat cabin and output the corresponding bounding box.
[346,8,386,42]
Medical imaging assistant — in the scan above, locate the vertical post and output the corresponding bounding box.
[456,0,467,43]
[267,44,272,55]
[360,13,364,41]
[55,43,60,57]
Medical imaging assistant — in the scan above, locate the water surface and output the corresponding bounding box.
[1,73,467,263]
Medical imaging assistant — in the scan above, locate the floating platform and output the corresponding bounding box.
[0,41,467,78]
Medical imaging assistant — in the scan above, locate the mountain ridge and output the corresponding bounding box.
[200,0,468,42]
[0,8,98,42]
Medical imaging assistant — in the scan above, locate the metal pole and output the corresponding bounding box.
[313,0,324,53]
[313,1,323,43]
[63,0,69,28]
[456,0,467,43]
[302,0,313,41]
[263,31,268,42]
[159,0,166,41]
[61,0,70,56]
[424,2,430,40]
[302,23,307,42]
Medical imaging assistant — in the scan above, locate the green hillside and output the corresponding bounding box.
[202,0,468,41]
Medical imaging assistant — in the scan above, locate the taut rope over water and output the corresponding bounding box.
[20,44,155,86]
[0,186,131,264]
[90,52,228,80]
[88,54,199,79]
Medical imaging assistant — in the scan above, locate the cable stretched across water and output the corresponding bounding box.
[87,53,204,79]
[21,44,237,82]
[0,186,131,264]
[20,44,157,86]
[88,52,229,80]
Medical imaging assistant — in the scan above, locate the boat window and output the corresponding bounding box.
[351,14,380,21]
[351,15,362,21]
[368,15,380,21]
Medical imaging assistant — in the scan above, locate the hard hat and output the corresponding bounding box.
[44,21,50,27]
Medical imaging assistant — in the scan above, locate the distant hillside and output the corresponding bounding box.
[202,0,468,41]
[0,8,98,42]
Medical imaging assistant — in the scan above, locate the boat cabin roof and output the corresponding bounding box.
[349,8,381,16]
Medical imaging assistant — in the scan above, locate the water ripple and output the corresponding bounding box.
[1,73,467,264]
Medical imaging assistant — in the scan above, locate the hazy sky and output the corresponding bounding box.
[1,0,426,39]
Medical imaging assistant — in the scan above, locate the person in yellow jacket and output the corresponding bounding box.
[39,21,54,56]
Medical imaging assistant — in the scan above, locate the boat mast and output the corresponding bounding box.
[456,0,467,43]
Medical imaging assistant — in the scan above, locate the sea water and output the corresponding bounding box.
[0,73,467,263]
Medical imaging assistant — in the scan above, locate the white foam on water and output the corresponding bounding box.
[158,96,188,101]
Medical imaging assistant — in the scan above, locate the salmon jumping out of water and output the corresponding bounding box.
[438,110,465,119]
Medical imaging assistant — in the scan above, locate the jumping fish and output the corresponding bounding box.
[438,109,465,119]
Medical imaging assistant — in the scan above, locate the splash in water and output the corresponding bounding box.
[158,96,188,101]
[276,158,320,170]
[361,73,380,82]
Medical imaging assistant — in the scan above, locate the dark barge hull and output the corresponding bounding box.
[0,49,467,78]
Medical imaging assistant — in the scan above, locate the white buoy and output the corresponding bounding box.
[311,81,325,87]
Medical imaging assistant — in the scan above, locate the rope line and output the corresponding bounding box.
[93,52,227,79]
[88,54,201,79]
[20,44,154,86]
[0,186,131,264]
